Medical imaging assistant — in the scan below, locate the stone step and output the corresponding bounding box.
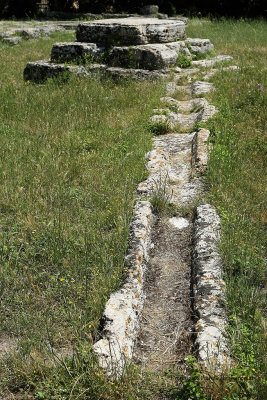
[76,17,186,46]
[151,97,217,131]
[191,54,233,67]
[109,43,183,70]
[185,38,214,54]
[51,42,105,63]
[23,59,106,83]
[23,59,170,83]
[50,41,190,69]
[49,38,214,71]
[166,80,216,96]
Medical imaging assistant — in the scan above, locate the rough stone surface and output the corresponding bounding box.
[105,66,170,80]
[151,97,217,130]
[51,42,104,63]
[193,205,231,368]
[0,21,77,44]
[169,16,189,25]
[2,36,22,45]
[23,59,170,82]
[189,80,216,96]
[76,18,186,46]
[186,38,214,54]
[165,80,215,96]
[93,201,153,377]
[137,132,204,205]
[192,128,211,175]
[23,59,106,83]
[192,54,233,67]
[109,43,179,70]
[169,217,189,229]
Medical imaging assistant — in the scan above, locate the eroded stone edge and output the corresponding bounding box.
[193,204,231,370]
[93,200,153,377]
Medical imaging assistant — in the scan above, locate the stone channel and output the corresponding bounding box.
[22,17,235,377]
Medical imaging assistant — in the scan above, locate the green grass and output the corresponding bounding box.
[186,18,267,400]
[0,19,266,400]
[0,31,165,399]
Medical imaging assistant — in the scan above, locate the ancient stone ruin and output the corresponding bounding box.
[24,17,214,83]
[22,16,237,378]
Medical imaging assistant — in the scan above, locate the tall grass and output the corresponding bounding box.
[0,31,165,398]
[0,19,266,399]
[187,18,267,399]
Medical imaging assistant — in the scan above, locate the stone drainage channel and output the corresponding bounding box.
[21,17,237,379]
[93,64,234,377]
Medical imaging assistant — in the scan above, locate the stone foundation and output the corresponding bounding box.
[76,18,186,46]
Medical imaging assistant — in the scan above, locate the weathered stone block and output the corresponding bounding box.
[106,66,169,81]
[23,59,106,83]
[51,42,104,63]
[76,18,186,46]
[2,36,22,45]
[186,38,214,54]
[109,43,179,70]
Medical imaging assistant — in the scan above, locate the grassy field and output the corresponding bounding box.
[186,18,267,400]
[0,31,165,399]
[0,19,266,400]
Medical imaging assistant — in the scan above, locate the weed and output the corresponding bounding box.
[150,174,173,215]
[175,52,192,68]
[148,118,170,135]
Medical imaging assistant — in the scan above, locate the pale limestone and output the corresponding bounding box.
[169,217,189,229]
[151,97,217,130]
[186,38,214,54]
[76,18,186,46]
[93,201,153,377]
[51,42,104,63]
[193,204,231,368]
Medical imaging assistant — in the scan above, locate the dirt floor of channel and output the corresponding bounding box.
[134,215,194,372]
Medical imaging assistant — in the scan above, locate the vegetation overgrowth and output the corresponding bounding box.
[186,18,267,400]
[1,0,266,18]
[0,18,266,400]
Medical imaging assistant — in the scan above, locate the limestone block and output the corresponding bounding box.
[93,201,154,377]
[105,67,170,81]
[189,80,216,96]
[20,28,42,39]
[23,59,106,83]
[2,36,22,45]
[186,38,214,54]
[152,97,217,130]
[109,43,179,70]
[192,54,233,67]
[51,42,104,63]
[193,204,231,368]
[169,16,189,25]
[76,18,186,46]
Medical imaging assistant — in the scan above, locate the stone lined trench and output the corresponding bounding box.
[0,17,234,380]
[94,70,232,376]
[134,215,193,371]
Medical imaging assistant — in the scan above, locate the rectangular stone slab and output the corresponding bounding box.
[23,59,106,83]
[76,17,186,46]
[109,43,180,70]
[23,59,169,83]
[51,42,104,63]
[185,38,214,54]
